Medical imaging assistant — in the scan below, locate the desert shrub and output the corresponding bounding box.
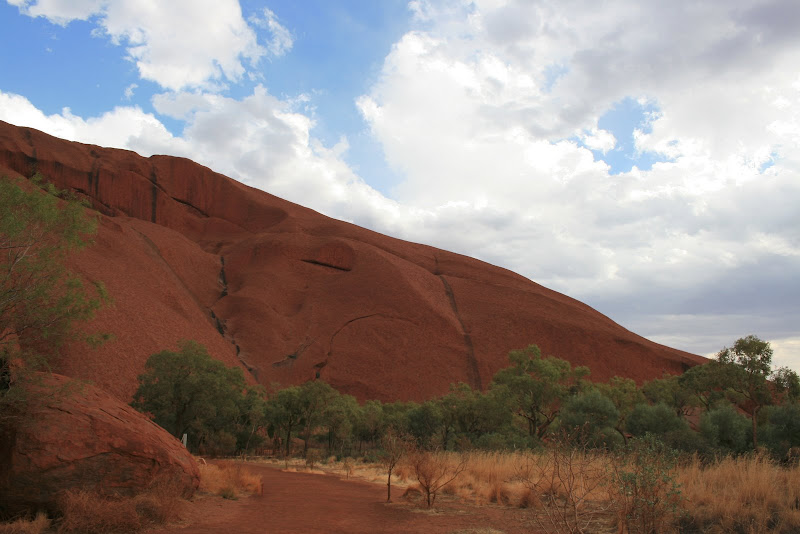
[305,448,323,469]
[0,512,50,534]
[626,402,688,438]
[380,428,412,502]
[762,402,800,460]
[198,461,262,499]
[610,436,683,534]
[559,390,622,450]
[57,490,140,534]
[406,449,467,508]
[473,426,535,451]
[516,431,612,534]
[700,404,751,454]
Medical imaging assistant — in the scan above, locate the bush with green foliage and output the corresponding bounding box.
[559,389,622,449]
[132,340,265,454]
[490,344,589,440]
[611,436,683,533]
[700,404,752,454]
[761,402,800,459]
[1,174,108,425]
[626,402,689,438]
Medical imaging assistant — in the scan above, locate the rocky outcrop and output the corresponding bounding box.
[0,121,706,402]
[0,373,199,515]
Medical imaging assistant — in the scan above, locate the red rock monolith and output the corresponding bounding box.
[0,121,706,403]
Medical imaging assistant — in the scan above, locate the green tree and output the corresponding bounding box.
[1,175,107,423]
[1,175,106,354]
[352,399,386,452]
[321,391,359,457]
[297,380,338,457]
[626,402,689,439]
[559,389,622,449]
[676,363,726,412]
[491,345,589,439]
[643,374,695,416]
[598,376,646,445]
[700,404,751,454]
[762,402,800,459]
[408,399,447,448]
[234,385,269,453]
[716,335,798,449]
[131,340,251,453]
[266,385,305,457]
[444,382,512,447]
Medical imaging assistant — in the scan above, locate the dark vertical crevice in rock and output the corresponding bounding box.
[218,256,228,298]
[22,129,37,176]
[87,151,100,198]
[149,165,158,223]
[436,258,482,390]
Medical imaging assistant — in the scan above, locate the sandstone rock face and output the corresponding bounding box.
[0,373,199,515]
[0,121,706,402]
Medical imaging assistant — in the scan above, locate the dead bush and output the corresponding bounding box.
[380,428,413,502]
[406,448,468,508]
[516,431,612,534]
[305,449,323,470]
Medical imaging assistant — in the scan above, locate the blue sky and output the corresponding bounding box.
[1,0,799,370]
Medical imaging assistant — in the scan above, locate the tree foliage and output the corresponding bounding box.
[1,174,108,426]
[131,340,262,453]
[717,335,799,448]
[128,338,800,461]
[491,344,589,439]
[1,174,107,356]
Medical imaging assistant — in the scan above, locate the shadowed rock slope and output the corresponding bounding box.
[0,121,705,402]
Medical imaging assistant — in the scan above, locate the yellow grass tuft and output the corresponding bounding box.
[57,490,141,534]
[0,513,50,534]
[199,460,263,499]
[55,475,186,534]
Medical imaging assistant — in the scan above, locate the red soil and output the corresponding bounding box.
[0,120,706,402]
[146,464,532,534]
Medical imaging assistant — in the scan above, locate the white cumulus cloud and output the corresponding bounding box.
[3,0,800,370]
[9,0,265,91]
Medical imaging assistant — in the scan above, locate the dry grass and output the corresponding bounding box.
[677,453,800,533]
[330,449,800,532]
[56,475,186,534]
[199,460,263,499]
[242,449,800,532]
[57,490,141,534]
[0,513,50,534]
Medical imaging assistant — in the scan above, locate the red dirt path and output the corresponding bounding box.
[146,464,532,534]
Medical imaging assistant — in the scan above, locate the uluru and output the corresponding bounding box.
[0,120,704,402]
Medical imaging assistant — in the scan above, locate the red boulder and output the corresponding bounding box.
[0,373,199,515]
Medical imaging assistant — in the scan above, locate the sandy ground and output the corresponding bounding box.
[146,463,534,534]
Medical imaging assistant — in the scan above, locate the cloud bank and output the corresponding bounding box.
[3,0,799,367]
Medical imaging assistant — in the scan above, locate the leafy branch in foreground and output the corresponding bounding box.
[1,174,109,424]
[0,174,107,356]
